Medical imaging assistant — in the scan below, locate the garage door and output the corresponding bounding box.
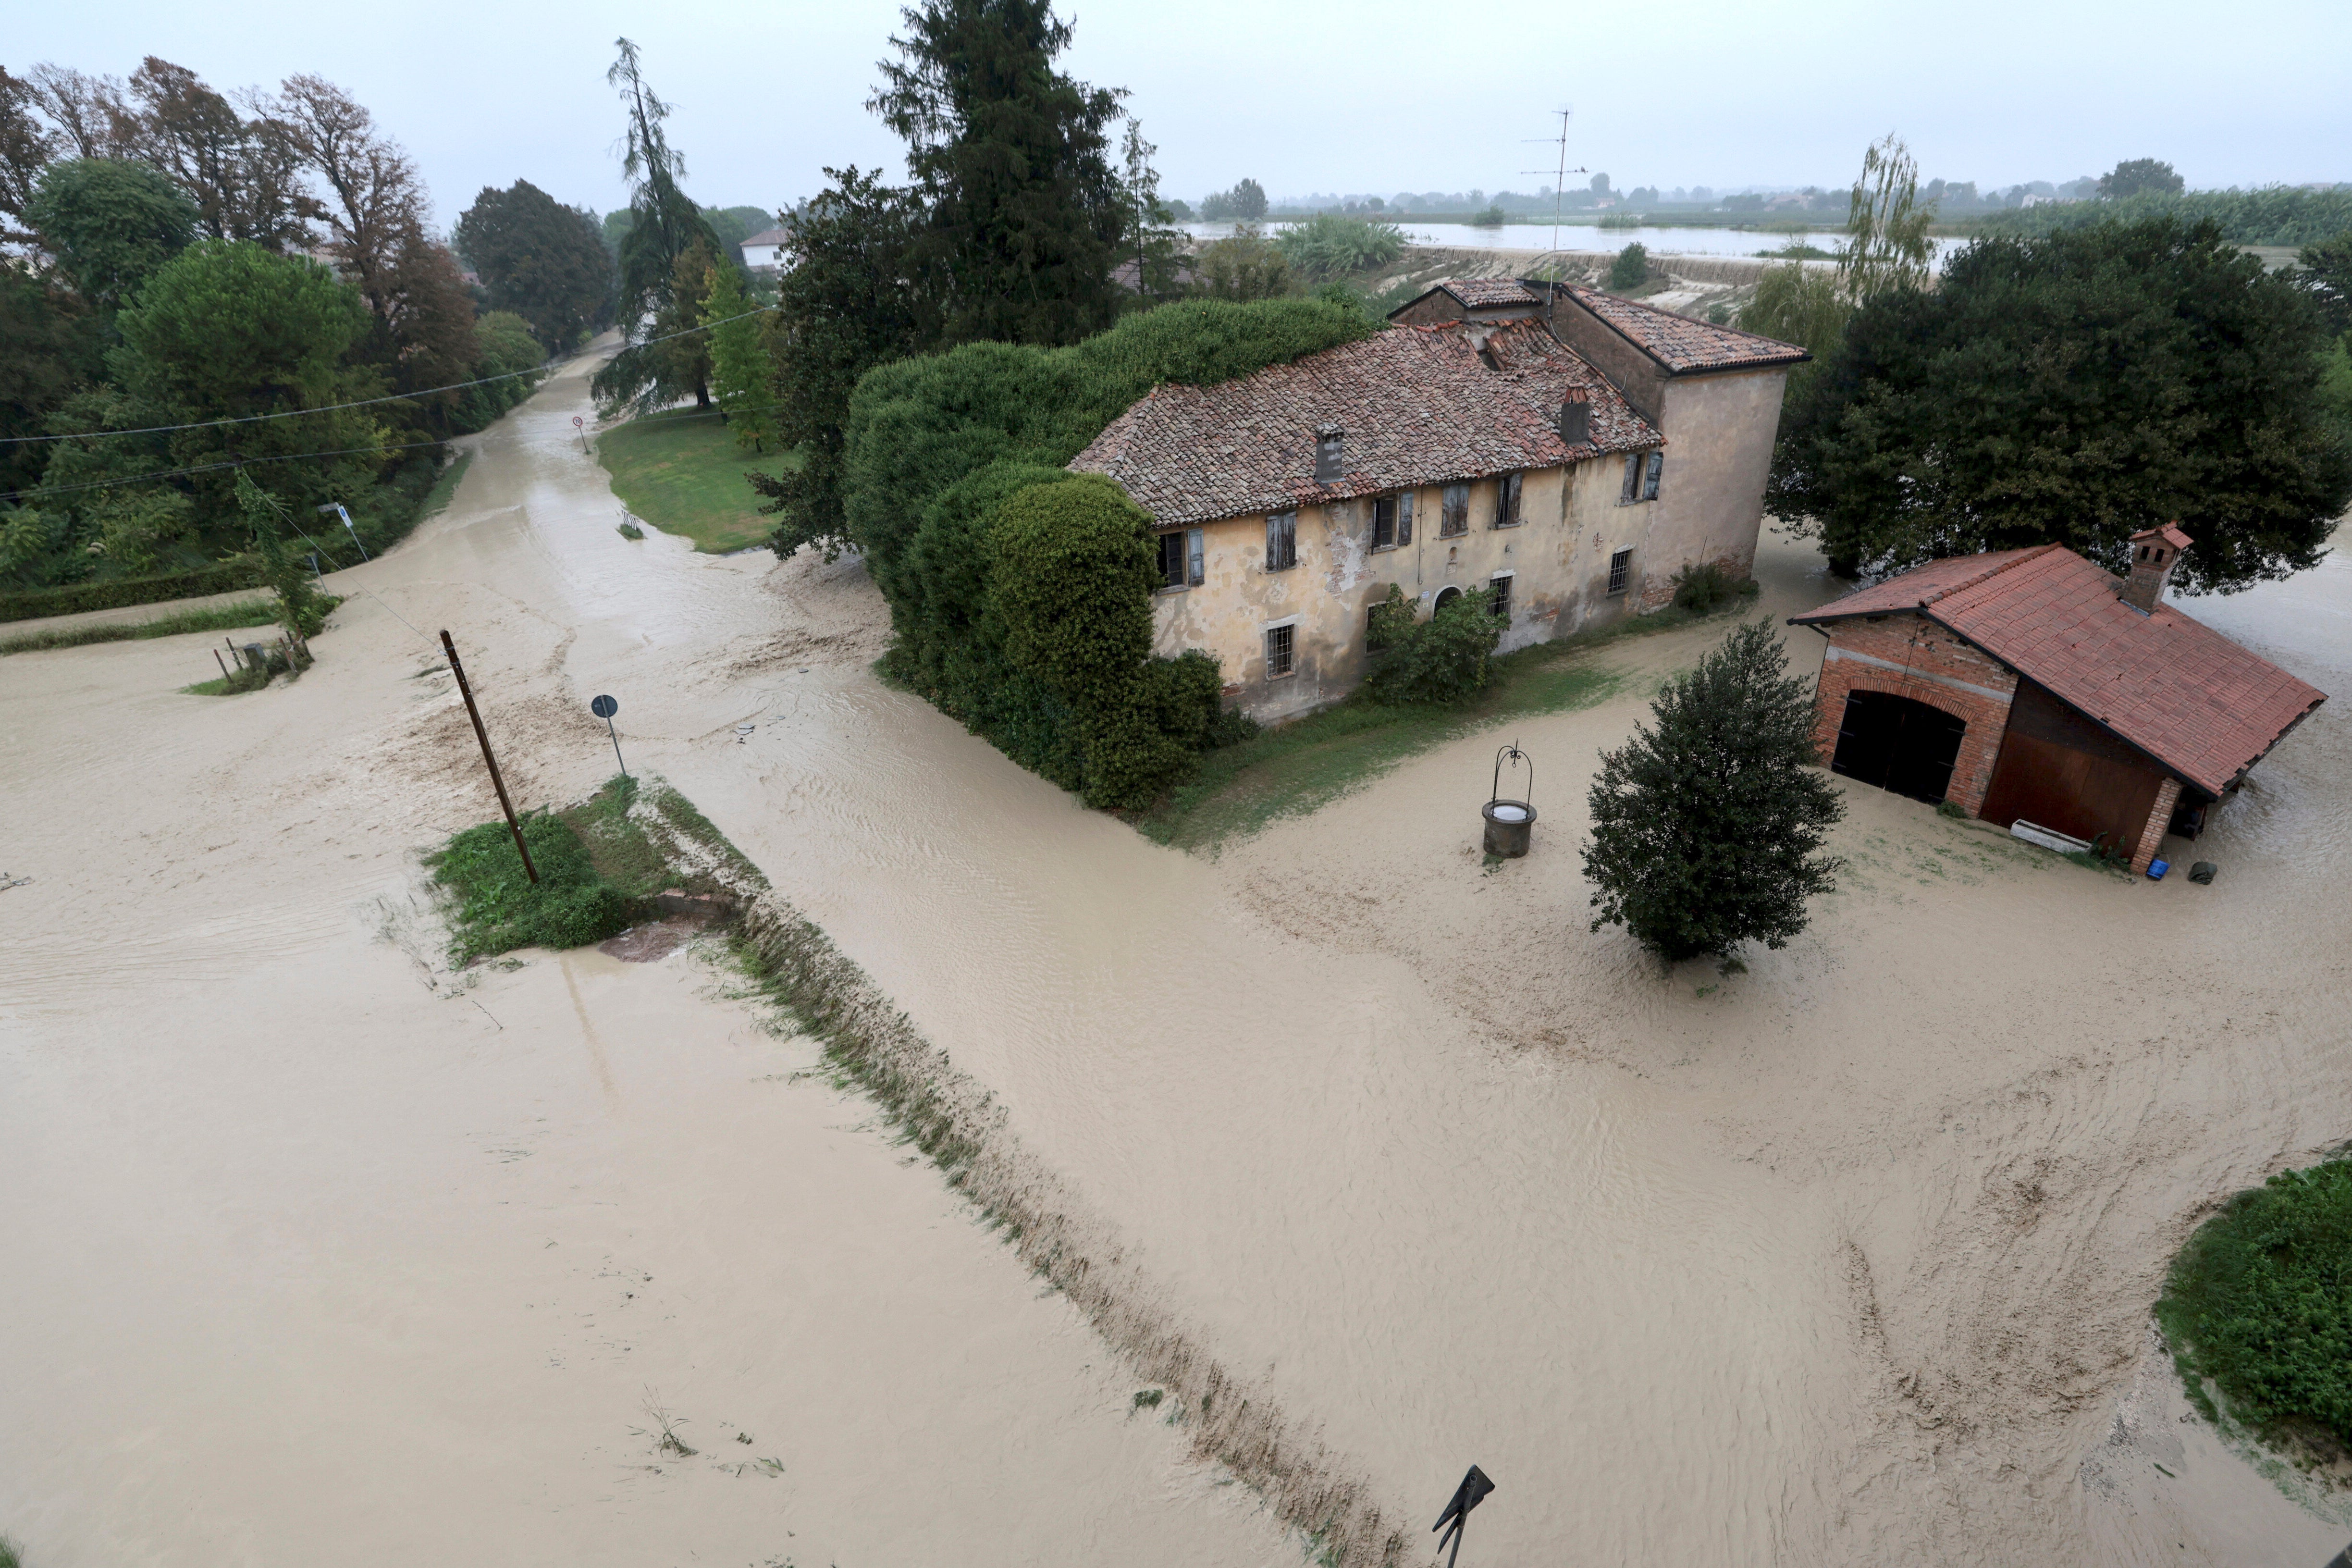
[1830,690,1967,804]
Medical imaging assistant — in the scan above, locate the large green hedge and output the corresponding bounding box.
[840,297,1373,806]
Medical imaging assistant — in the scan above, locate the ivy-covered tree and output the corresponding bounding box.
[1770,218,2352,589]
[1583,620,1845,964]
[869,0,1129,346]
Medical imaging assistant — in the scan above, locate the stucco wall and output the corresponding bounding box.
[1649,367,1789,589]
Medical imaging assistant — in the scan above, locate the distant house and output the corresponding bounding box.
[1068,280,1805,721]
[1789,529,2325,872]
[738,227,790,274]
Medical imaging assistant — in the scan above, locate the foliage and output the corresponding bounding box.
[2099,158,2184,199]
[1608,243,1649,290]
[2298,231,2352,339]
[701,259,776,451]
[869,0,1130,348]
[1363,586,1504,704]
[1583,619,1845,962]
[838,297,1372,803]
[449,312,542,433]
[0,269,99,496]
[594,238,721,415]
[1468,204,1506,229]
[598,408,795,554]
[1669,560,1758,613]
[1114,119,1189,306]
[2157,1159,2352,1451]
[0,594,295,655]
[454,178,614,351]
[605,38,722,329]
[1199,178,1267,222]
[751,167,937,562]
[430,809,632,965]
[1738,261,1845,401]
[117,57,317,249]
[1273,213,1406,281]
[1980,185,2352,248]
[0,555,267,620]
[234,471,322,647]
[1193,230,1291,301]
[1770,218,2352,591]
[1837,134,1937,298]
[24,157,197,309]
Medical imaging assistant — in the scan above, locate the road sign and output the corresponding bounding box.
[591,694,617,719]
[591,694,627,777]
[1433,1466,1495,1568]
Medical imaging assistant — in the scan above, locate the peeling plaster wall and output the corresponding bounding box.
[1648,366,1790,591]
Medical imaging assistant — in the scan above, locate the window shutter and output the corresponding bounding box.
[1187,529,1205,586]
[1642,451,1663,501]
[1265,516,1278,571]
[1397,491,1413,545]
[1621,455,1640,503]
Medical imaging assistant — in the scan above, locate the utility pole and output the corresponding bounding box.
[440,630,537,884]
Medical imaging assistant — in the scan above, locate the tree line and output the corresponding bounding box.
[0,56,614,597]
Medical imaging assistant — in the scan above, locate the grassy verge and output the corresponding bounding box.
[595,409,800,554]
[2158,1158,2352,1468]
[428,774,765,964]
[0,596,300,656]
[1136,600,1751,852]
[415,449,473,523]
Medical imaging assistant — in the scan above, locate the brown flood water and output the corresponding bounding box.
[3,346,2348,1566]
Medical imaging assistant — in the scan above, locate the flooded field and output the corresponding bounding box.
[2,347,2345,1566]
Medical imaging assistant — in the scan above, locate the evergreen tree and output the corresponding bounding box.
[1116,120,1186,307]
[454,180,614,352]
[1583,620,1845,963]
[868,0,1129,346]
[702,259,775,452]
[591,38,722,413]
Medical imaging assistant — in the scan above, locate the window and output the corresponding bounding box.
[1642,451,1663,501]
[1158,529,1204,589]
[1492,471,1523,528]
[1440,483,1469,538]
[1490,573,1513,623]
[1621,454,1642,503]
[1266,511,1297,571]
[1397,490,1413,545]
[1265,623,1295,678]
[1371,494,1404,550]
[1607,547,1633,596]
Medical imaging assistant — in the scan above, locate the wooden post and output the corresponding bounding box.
[213,648,231,681]
[439,630,538,884]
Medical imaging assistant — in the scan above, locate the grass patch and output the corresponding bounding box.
[1136,601,1750,852]
[417,449,473,523]
[2159,1158,2352,1464]
[0,595,307,655]
[595,408,800,554]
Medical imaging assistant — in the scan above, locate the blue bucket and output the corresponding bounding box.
[2146,858,2170,880]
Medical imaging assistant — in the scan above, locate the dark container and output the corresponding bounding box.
[1483,741,1537,857]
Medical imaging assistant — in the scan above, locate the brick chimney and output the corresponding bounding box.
[2120,522,2191,613]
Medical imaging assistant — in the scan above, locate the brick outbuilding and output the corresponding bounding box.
[1790,530,2326,873]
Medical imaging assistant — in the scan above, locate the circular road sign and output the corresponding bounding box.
[591,694,618,719]
[573,415,585,428]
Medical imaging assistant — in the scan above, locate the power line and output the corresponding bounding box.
[0,435,451,504]
[0,304,778,447]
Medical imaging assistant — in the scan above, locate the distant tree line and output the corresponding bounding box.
[0,57,581,597]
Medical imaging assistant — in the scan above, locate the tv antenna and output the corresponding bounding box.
[1522,109,1587,255]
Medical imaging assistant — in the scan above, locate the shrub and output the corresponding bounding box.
[1583,619,1846,961]
[2159,1159,2352,1450]
[1363,586,1503,705]
[1274,214,1407,281]
[1609,243,1650,290]
[1669,560,1756,613]
[430,810,633,964]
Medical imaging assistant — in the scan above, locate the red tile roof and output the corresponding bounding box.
[1563,284,1810,374]
[1434,278,1540,310]
[1069,320,1660,528]
[1792,546,2327,795]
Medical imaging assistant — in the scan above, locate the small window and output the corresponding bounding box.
[1265,511,1297,571]
[1493,472,1523,528]
[1187,528,1204,586]
[1621,454,1642,504]
[1642,451,1663,501]
[1440,483,1468,538]
[1397,490,1413,545]
[1158,531,1187,589]
[1370,495,1398,550]
[1607,547,1633,596]
[1490,574,1512,622]
[1265,623,1295,678]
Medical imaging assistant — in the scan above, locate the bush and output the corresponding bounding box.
[0,556,266,622]
[1609,243,1650,290]
[429,810,634,964]
[1363,585,1503,705]
[2159,1159,2352,1450]
[1669,560,1757,613]
[1274,214,1407,281]
[1583,620,1846,961]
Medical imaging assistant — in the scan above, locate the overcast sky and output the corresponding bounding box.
[14,0,2349,231]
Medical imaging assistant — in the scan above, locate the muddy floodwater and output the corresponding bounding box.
[4,346,2348,1566]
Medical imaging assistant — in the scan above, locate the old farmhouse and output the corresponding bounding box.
[1069,280,1807,720]
[1790,528,2326,873]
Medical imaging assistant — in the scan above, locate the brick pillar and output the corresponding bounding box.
[2129,776,2183,875]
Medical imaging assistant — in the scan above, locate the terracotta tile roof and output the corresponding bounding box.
[1069,320,1660,528]
[1563,284,1810,374]
[1436,278,1539,309]
[2137,522,2193,552]
[1792,546,2326,795]
[739,227,791,247]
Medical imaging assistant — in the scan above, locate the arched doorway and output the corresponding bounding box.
[1432,585,1463,611]
[1830,690,1967,804]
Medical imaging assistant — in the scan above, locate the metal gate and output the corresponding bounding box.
[1830,690,1967,804]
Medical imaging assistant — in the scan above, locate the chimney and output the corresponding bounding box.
[1314,424,1343,483]
[2120,523,2190,613]
[1557,387,1591,447]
